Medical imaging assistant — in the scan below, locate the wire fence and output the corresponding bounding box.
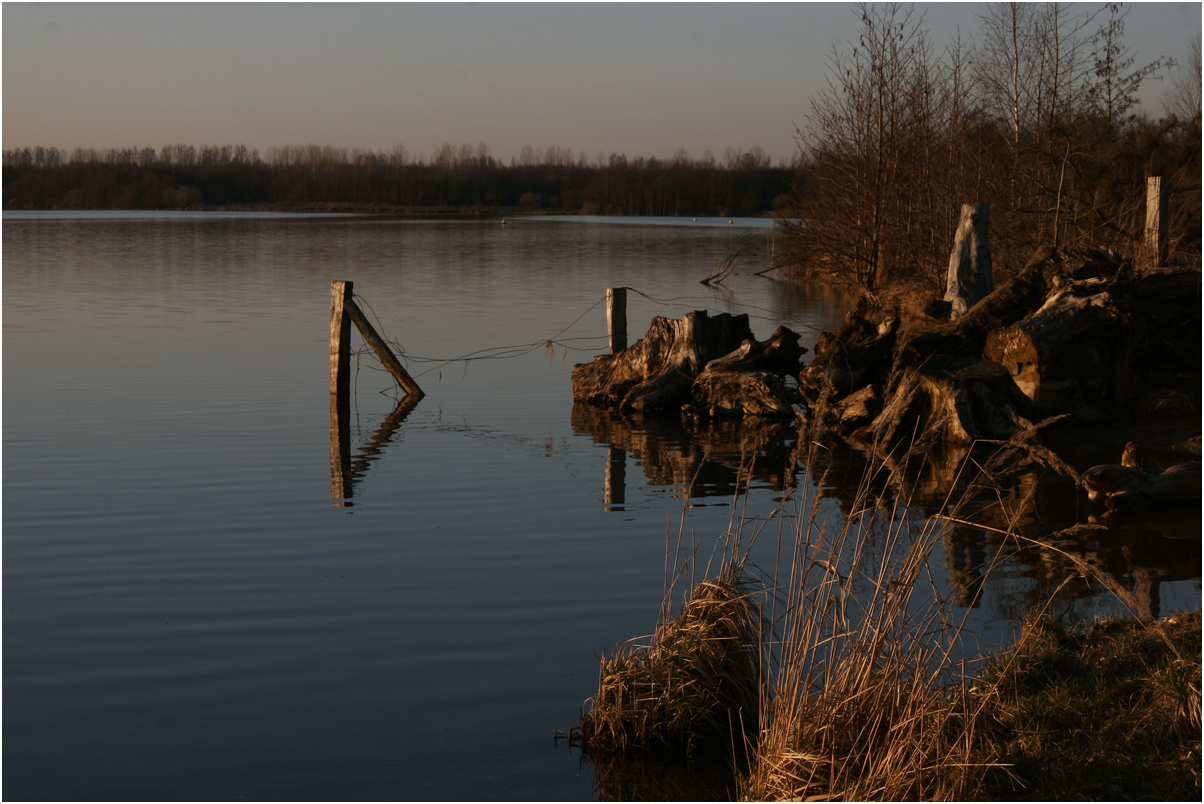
[349,283,824,390]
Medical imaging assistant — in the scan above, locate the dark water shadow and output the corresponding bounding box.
[583,749,742,801]
[330,394,421,506]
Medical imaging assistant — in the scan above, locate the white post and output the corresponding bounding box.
[944,203,993,319]
[1145,176,1166,269]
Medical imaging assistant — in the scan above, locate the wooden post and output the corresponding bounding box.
[943,203,993,319]
[607,287,627,355]
[330,280,354,396]
[345,298,425,399]
[330,281,354,506]
[1144,176,1167,269]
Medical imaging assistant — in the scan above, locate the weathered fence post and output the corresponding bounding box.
[607,287,627,354]
[329,279,423,505]
[1144,176,1167,270]
[330,280,354,396]
[330,280,354,505]
[944,203,993,319]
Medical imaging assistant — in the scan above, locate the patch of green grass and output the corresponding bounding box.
[976,610,1201,801]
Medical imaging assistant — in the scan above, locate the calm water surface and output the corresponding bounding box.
[4,213,1199,800]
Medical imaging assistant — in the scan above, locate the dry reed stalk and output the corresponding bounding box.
[745,434,1046,801]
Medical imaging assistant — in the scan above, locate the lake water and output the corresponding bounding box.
[4,212,1199,800]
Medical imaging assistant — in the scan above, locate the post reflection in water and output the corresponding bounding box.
[330,393,421,507]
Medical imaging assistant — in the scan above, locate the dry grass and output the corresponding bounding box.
[576,416,1200,801]
[745,476,1004,801]
[577,568,762,757]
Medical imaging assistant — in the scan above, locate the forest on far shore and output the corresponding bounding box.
[1,143,796,218]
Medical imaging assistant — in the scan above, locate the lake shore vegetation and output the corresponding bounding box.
[777,2,1202,295]
[1,143,796,218]
[578,440,1200,801]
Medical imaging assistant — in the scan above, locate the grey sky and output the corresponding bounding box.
[4,2,1200,163]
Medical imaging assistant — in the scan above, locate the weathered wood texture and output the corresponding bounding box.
[688,326,808,419]
[798,312,899,403]
[1144,176,1167,269]
[870,355,1037,446]
[700,326,807,374]
[571,310,756,411]
[899,247,1061,362]
[983,277,1122,417]
[330,280,354,396]
[691,370,801,419]
[944,203,993,318]
[344,298,425,398]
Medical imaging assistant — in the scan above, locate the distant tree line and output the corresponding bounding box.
[780,2,1202,293]
[2,141,797,217]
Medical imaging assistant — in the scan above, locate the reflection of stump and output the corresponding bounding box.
[943,526,987,608]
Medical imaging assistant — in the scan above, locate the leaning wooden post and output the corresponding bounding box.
[330,280,354,505]
[944,203,993,319]
[344,298,425,399]
[1144,176,1167,270]
[607,287,627,354]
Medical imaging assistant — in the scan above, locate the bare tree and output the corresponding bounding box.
[1164,34,1202,125]
[783,3,936,292]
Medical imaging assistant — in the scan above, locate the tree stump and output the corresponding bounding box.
[690,369,801,419]
[798,311,899,403]
[983,278,1122,418]
[870,355,1037,446]
[570,310,755,411]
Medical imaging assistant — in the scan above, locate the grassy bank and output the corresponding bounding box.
[973,610,1200,800]
[577,446,1201,801]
